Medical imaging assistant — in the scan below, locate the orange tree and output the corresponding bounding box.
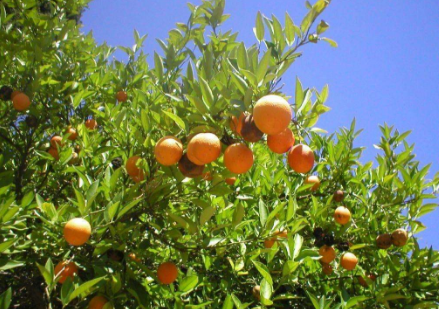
[0,0,438,308]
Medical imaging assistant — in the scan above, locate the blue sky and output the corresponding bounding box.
[81,0,439,248]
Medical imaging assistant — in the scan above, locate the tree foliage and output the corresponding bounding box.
[0,0,438,308]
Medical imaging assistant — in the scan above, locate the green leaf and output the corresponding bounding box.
[0,239,17,254]
[285,13,296,45]
[232,204,245,228]
[321,37,338,47]
[259,199,268,227]
[256,50,272,84]
[199,77,214,107]
[255,11,265,41]
[186,94,210,114]
[200,206,216,225]
[317,20,329,34]
[37,262,53,286]
[252,260,273,285]
[179,275,199,293]
[0,288,12,309]
[162,110,186,131]
[260,278,273,305]
[306,291,320,309]
[68,276,106,302]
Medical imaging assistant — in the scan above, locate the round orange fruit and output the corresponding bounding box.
[225,177,236,185]
[333,190,344,202]
[157,262,178,285]
[50,136,63,148]
[321,262,333,275]
[116,90,128,102]
[12,93,31,111]
[252,285,261,300]
[187,133,221,165]
[55,261,78,284]
[63,218,91,246]
[85,119,98,130]
[391,229,408,247]
[340,252,358,270]
[334,206,351,225]
[48,147,59,160]
[319,245,336,264]
[253,95,292,135]
[66,127,78,140]
[304,175,320,192]
[224,143,254,174]
[178,154,205,178]
[267,128,295,154]
[126,156,144,178]
[154,136,183,166]
[88,295,108,309]
[264,238,276,249]
[376,233,392,249]
[288,144,314,173]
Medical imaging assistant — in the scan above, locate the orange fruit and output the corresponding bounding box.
[275,230,288,239]
[12,93,31,112]
[85,119,98,130]
[321,262,333,275]
[334,206,351,225]
[319,245,336,263]
[88,295,108,309]
[63,218,91,246]
[187,133,221,165]
[264,238,276,249]
[68,152,79,165]
[154,136,183,166]
[230,112,245,135]
[116,90,128,102]
[288,144,314,173]
[128,253,141,263]
[126,156,144,178]
[11,90,22,100]
[333,190,344,202]
[225,177,236,185]
[376,233,392,249]
[178,154,205,178]
[66,127,78,141]
[391,229,408,247]
[253,95,292,135]
[50,135,63,148]
[54,261,78,284]
[157,262,178,284]
[304,175,320,192]
[267,128,295,154]
[48,147,59,160]
[252,285,261,301]
[224,143,254,174]
[340,252,358,270]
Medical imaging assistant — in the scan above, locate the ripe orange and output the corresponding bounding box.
[85,119,98,130]
[333,190,344,202]
[340,252,358,270]
[187,133,221,165]
[63,218,91,246]
[253,95,292,135]
[126,156,144,178]
[54,261,78,284]
[11,90,22,99]
[157,262,178,285]
[391,229,408,247]
[154,136,183,166]
[275,230,288,239]
[230,112,244,136]
[88,295,108,309]
[116,90,128,102]
[321,262,333,275]
[252,285,261,300]
[128,253,141,263]
[334,206,351,225]
[66,127,78,140]
[48,147,59,160]
[267,128,295,154]
[225,177,236,185]
[178,154,205,178]
[319,245,336,263]
[288,144,314,173]
[264,238,276,249]
[224,143,254,174]
[304,175,320,192]
[376,233,392,249]
[50,136,63,148]
[12,93,31,112]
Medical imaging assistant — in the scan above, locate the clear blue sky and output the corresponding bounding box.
[81,0,439,248]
